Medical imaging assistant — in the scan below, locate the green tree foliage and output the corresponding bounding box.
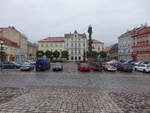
[61,51,69,60]
[91,51,98,57]
[36,50,44,58]
[53,50,60,59]
[99,51,107,58]
[87,51,98,58]
[45,50,53,59]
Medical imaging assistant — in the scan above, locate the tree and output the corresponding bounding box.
[61,51,69,60]
[53,50,60,59]
[86,51,98,58]
[36,50,44,58]
[45,50,53,60]
[91,51,98,58]
[99,51,107,58]
[0,51,6,62]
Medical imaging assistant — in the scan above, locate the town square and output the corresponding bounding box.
[0,0,150,113]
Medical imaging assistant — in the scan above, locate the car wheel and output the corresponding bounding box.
[143,69,147,73]
[36,68,39,72]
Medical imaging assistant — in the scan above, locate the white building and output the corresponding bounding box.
[64,30,87,61]
[118,31,134,61]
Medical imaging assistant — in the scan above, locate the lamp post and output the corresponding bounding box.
[0,40,4,71]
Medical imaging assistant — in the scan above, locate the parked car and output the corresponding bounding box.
[135,63,150,73]
[2,62,21,69]
[51,63,63,71]
[117,63,133,72]
[27,60,36,65]
[78,63,91,72]
[15,61,24,66]
[20,62,34,71]
[102,64,117,72]
[134,61,145,71]
[91,64,102,72]
[36,59,50,71]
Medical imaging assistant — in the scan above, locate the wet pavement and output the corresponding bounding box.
[0,62,149,113]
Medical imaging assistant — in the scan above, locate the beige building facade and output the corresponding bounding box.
[27,41,38,60]
[0,26,28,61]
[91,39,104,53]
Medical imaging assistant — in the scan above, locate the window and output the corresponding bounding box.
[78,50,80,54]
[78,56,81,60]
[71,56,73,60]
[71,50,73,54]
[41,44,44,47]
[75,43,77,46]
[83,43,85,47]
[75,34,77,38]
[75,56,77,60]
[75,50,77,54]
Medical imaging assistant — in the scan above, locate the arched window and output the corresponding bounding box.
[71,56,74,60]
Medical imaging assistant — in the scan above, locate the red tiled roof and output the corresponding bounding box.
[103,45,113,53]
[118,26,150,39]
[39,37,64,42]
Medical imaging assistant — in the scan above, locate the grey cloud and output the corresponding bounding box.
[0,0,150,45]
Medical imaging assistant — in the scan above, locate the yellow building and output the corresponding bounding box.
[38,37,65,52]
[91,39,104,53]
[0,36,18,61]
[0,26,28,61]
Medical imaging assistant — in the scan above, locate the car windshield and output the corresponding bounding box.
[80,63,89,66]
[139,65,145,67]
[53,63,61,66]
[22,63,31,66]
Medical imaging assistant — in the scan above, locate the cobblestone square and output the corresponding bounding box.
[0,63,150,113]
[0,89,123,113]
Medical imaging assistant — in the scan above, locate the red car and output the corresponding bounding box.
[102,64,117,72]
[78,63,91,71]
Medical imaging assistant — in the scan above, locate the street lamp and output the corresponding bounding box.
[0,40,4,71]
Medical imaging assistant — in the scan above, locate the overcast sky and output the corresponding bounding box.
[0,0,150,46]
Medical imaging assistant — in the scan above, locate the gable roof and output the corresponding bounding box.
[103,46,113,53]
[0,36,18,47]
[64,31,86,38]
[38,37,64,42]
[91,39,103,44]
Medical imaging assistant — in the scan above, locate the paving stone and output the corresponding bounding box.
[0,89,123,113]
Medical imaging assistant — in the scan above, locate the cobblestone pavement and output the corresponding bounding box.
[0,62,149,112]
[0,88,123,113]
[109,92,150,113]
[0,87,29,105]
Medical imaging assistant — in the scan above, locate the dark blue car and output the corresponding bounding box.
[36,59,50,71]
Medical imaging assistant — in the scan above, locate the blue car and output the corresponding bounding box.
[36,59,50,71]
